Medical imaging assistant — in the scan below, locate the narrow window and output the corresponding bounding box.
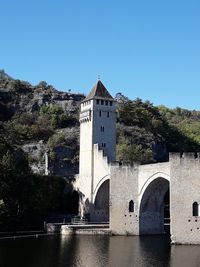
[129,200,134,212]
[110,101,113,106]
[107,112,109,118]
[96,99,99,104]
[101,100,104,105]
[104,143,106,147]
[105,101,108,105]
[100,126,104,132]
[193,202,198,216]
[99,110,101,117]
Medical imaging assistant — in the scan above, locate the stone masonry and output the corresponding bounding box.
[75,80,200,244]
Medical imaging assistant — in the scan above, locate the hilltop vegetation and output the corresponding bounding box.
[116,95,200,164]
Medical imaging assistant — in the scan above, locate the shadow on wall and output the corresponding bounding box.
[77,179,110,223]
[139,178,170,235]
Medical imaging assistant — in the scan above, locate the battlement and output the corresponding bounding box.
[169,152,200,160]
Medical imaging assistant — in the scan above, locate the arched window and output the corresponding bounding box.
[129,200,134,213]
[193,202,198,216]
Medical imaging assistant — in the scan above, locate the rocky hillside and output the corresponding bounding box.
[0,70,84,176]
[1,70,200,175]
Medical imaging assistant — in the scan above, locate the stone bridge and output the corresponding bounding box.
[91,153,200,245]
[90,156,170,235]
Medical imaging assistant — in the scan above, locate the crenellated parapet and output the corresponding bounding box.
[169,152,200,164]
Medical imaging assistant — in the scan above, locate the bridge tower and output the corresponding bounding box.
[78,80,116,207]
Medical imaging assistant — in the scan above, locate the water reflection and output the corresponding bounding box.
[1,235,200,267]
[108,236,171,267]
[171,245,200,267]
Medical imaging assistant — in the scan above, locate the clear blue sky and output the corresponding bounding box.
[1,0,200,109]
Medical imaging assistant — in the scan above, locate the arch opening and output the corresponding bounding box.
[92,179,109,222]
[139,177,170,235]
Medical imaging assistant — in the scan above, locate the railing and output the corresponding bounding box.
[71,218,88,225]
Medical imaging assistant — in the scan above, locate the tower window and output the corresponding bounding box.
[193,202,199,216]
[100,126,104,132]
[101,100,104,105]
[107,112,109,118]
[102,143,106,148]
[99,111,101,117]
[105,101,108,105]
[110,101,113,106]
[96,99,99,104]
[129,200,134,213]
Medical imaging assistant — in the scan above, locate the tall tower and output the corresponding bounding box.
[79,80,116,203]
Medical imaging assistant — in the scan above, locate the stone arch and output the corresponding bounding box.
[93,175,110,202]
[92,177,110,222]
[139,176,170,235]
[139,172,170,210]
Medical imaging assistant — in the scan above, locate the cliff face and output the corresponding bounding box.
[0,70,83,116]
[0,70,84,177]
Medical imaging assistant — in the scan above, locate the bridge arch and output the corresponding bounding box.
[93,174,110,202]
[92,175,110,222]
[139,172,170,209]
[139,173,170,235]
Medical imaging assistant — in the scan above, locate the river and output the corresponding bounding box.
[0,234,200,267]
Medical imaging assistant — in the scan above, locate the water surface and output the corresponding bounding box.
[0,234,200,267]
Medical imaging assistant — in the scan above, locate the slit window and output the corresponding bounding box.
[110,101,113,106]
[107,112,109,118]
[193,202,199,216]
[100,126,104,132]
[101,100,104,105]
[105,101,108,105]
[96,99,99,104]
[99,111,101,117]
[129,200,134,213]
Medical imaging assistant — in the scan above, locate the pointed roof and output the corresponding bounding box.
[85,80,114,101]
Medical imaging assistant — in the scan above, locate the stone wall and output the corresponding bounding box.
[170,153,200,244]
[110,164,139,235]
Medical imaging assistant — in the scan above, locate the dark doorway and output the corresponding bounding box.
[139,178,170,235]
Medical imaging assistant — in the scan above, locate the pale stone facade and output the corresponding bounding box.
[75,80,116,221]
[75,81,200,244]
